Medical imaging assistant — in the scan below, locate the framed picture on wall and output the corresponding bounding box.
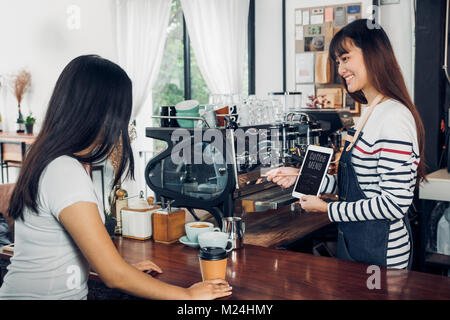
[344,92,361,116]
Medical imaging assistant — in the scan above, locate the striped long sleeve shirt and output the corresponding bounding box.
[321,99,419,269]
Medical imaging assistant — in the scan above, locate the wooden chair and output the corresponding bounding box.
[0,183,15,286]
[0,142,26,184]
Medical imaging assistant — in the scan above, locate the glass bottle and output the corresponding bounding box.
[16,105,25,133]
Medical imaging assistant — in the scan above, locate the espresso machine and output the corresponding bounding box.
[145,108,353,228]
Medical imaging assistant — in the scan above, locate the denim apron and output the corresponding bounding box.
[336,128,413,269]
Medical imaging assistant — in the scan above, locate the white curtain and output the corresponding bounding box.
[180,0,249,94]
[115,0,171,197]
[116,0,171,120]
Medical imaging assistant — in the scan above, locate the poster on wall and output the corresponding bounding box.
[304,36,325,52]
[286,0,364,107]
[295,52,315,83]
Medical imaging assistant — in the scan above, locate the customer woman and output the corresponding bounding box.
[266,19,425,270]
[0,55,232,299]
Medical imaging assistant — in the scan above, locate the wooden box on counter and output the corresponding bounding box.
[152,208,186,244]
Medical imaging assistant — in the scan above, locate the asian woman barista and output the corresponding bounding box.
[266,19,426,270]
[0,55,232,300]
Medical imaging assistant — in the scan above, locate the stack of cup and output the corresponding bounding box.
[202,105,218,128]
[175,100,199,128]
[215,106,229,127]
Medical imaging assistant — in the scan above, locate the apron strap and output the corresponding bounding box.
[345,94,384,152]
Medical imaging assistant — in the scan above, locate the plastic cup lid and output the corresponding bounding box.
[198,247,228,261]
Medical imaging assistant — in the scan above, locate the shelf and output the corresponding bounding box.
[419,169,450,201]
[425,252,450,269]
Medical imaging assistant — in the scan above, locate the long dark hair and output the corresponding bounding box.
[9,55,134,220]
[329,19,427,185]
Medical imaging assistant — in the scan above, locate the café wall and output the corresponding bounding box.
[0,0,117,133]
[254,0,415,100]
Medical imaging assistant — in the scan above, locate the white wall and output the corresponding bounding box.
[0,0,117,205]
[379,0,414,97]
[255,0,415,99]
[255,0,284,96]
[0,0,117,132]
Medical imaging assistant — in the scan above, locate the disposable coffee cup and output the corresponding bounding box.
[198,247,228,281]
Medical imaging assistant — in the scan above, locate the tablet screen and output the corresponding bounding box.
[294,149,332,196]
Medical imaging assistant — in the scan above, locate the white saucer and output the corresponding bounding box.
[179,236,200,248]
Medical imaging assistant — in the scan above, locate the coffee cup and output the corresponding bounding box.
[198,231,233,252]
[176,100,200,128]
[160,106,170,127]
[203,107,218,128]
[168,106,179,127]
[215,106,229,127]
[176,106,200,128]
[185,221,220,243]
[198,247,228,281]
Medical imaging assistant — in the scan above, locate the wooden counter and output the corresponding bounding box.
[3,237,449,299]
[93,238,450,299]
[242,206,331,248]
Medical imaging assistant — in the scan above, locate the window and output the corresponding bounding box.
[153,0,254,122]
[152,0,185,113]
[139,0,255,198]
[190,42,210,105]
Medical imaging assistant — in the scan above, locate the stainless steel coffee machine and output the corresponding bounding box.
[145,108,353,228]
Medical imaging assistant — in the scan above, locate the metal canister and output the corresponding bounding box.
[221,217,245,250]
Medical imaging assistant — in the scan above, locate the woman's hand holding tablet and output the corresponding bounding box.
[299,195,329,213]
[266,145,333,214]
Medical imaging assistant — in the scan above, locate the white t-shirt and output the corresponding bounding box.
[0,156,104,300]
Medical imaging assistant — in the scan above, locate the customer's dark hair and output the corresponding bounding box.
[8,55,134,220]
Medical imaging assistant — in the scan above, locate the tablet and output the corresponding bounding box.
[292,145,334,198]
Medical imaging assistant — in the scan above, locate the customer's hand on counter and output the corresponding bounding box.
[131,260,163,275]
[187,279,232,300]
[264,166,300,189]
[299,195,328,213]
